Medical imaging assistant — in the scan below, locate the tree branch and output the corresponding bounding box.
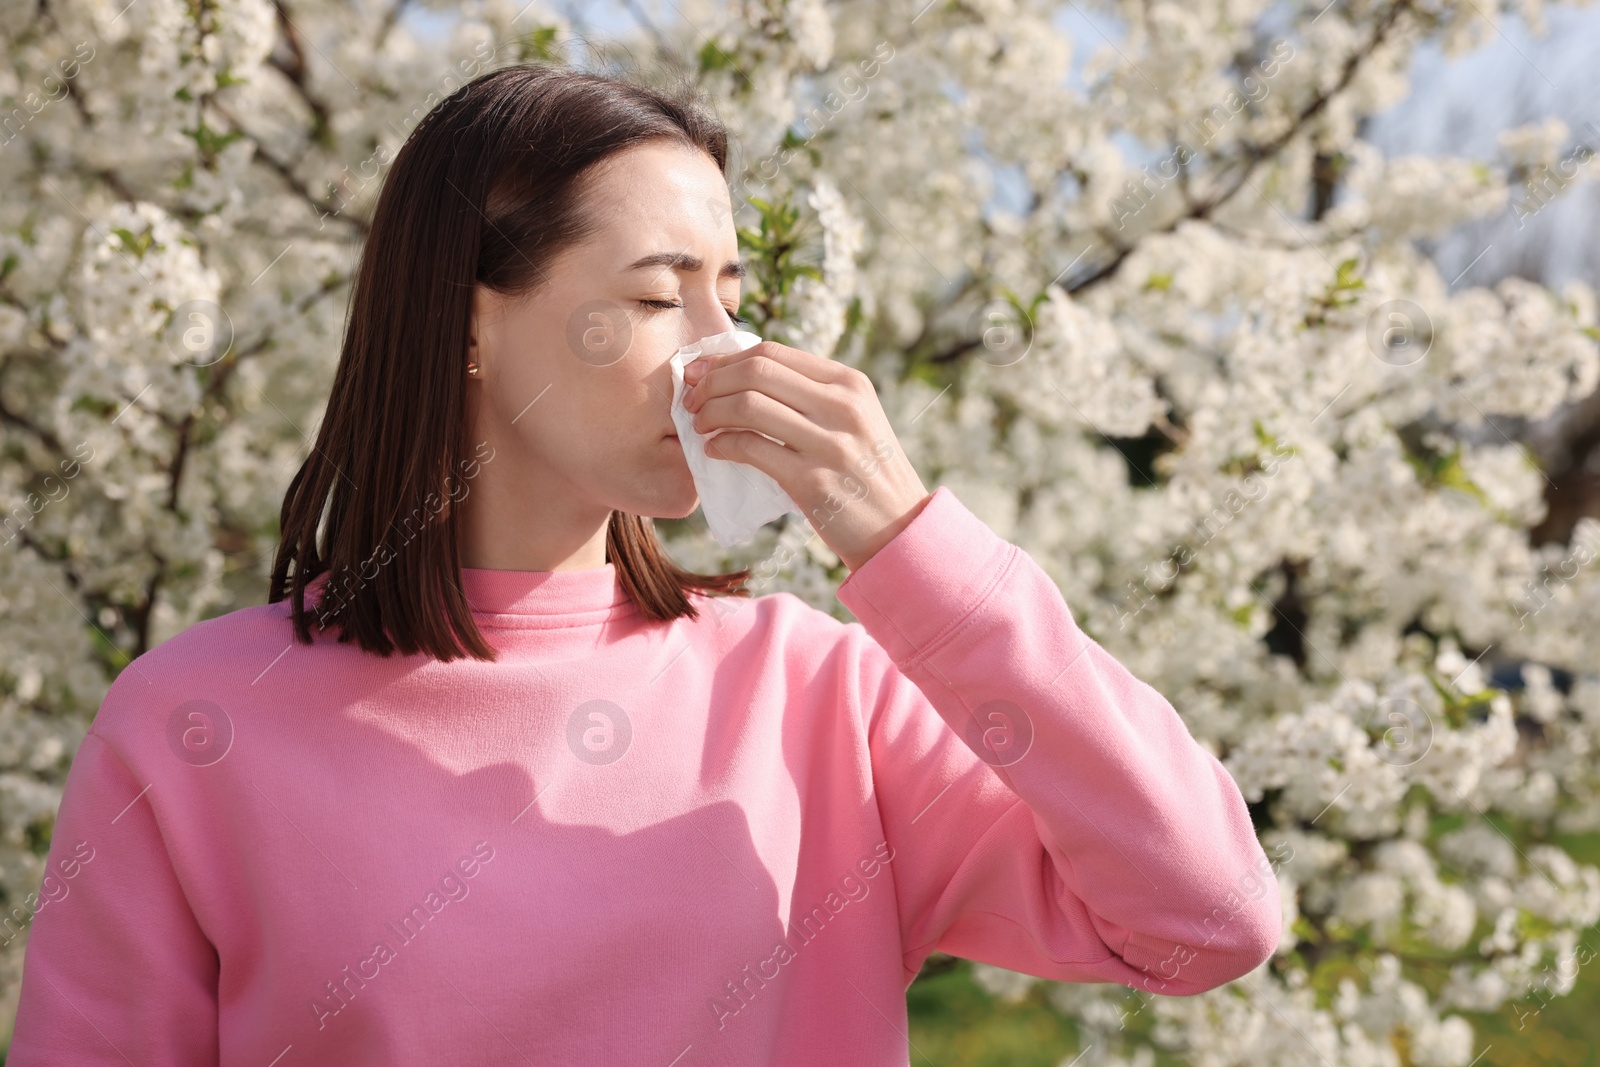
[1064,0,1415,295]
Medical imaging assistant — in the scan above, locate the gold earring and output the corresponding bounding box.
[466,361,480,377]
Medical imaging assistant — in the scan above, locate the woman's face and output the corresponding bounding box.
[466,139,745,523]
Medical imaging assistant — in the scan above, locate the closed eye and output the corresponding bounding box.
[639,299,751,328]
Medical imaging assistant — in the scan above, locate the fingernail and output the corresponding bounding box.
[684,358,706,382]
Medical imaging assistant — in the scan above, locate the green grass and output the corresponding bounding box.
[907,958,1084,1066]
[907,927,1600,1067]
[1453,828,1600,1067]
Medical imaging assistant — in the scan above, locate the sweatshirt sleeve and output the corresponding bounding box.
[833,485,1281,996]
[7,727,219,1064]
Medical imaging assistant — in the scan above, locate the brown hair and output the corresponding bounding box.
[269,62,752,661]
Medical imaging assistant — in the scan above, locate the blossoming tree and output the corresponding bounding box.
[3,0,1600,1062]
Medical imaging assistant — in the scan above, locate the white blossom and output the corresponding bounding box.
[4,1,1600,1062]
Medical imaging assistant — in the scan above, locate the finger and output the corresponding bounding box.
[704,429,808,486]
[687,354,838,427]
[693,389,832,455]
[688,339,853,389]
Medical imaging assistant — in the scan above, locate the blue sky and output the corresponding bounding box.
[401,1,1600,291]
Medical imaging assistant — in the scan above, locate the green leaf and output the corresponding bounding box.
[1428,449,1490,506]
[1333,256,1364,292]
[181,120,245,160]
[112,226,155,259]
[699,39,732,73]
[24,814,53,857]
[515,26,560,62]
[90,621,133,674]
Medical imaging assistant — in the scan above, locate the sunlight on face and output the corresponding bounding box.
[467,138,745,520]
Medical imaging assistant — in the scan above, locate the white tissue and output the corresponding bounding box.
[669,329,803,548]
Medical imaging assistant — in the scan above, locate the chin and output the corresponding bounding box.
[619,462,699,519]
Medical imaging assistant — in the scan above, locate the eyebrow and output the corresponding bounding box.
[623,252,747,279]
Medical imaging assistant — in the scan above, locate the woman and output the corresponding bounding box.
[8,63,1280,1065]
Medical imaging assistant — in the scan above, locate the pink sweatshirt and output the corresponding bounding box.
[8,485,1280,1065]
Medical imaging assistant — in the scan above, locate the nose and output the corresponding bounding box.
[681,291,741,346]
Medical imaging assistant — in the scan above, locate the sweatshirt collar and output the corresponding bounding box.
[459,564,631,618]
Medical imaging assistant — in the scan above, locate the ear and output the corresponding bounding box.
[469,284,490,344]
[468,284,501,375]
